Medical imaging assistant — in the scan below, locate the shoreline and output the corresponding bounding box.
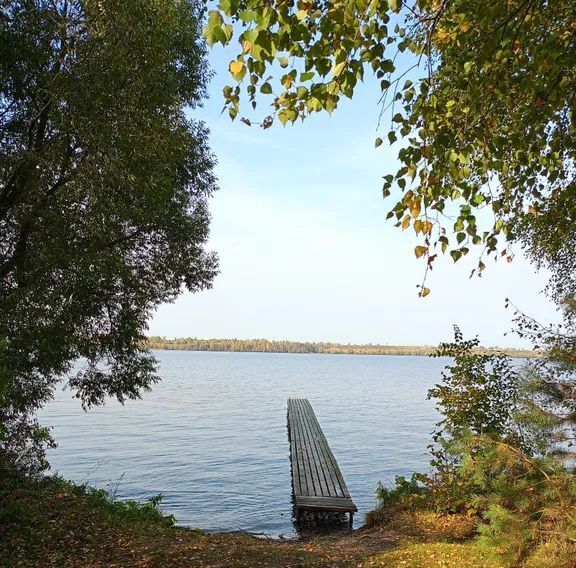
[147,338,536,359]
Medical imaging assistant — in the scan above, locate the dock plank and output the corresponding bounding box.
[304,399,351,498]
[293,402,315,496]
[294,399,326,497]
[297,399,337,497]
[300,399,344,498]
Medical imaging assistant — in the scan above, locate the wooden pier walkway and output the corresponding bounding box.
[287,398,357,527]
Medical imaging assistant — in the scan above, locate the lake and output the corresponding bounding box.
[39,350,448,537]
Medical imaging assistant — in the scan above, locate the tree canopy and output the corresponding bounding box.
[0,0,216,472]
[207,0,576,289]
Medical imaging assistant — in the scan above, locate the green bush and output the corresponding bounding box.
[463,439,576,567]
[375,473,429,509]
[84,486,176,527]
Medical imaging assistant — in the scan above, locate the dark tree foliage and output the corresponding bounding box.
[520,190,576,320]
[509,300,576,459]
[0,0,217,473]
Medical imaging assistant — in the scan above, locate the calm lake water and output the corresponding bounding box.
[39,351,448,537]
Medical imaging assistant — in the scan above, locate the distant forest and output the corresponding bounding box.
[146,337,535,358]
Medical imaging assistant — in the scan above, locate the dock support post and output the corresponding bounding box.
[349,512,354,530]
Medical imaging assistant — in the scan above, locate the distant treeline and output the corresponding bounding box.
[146,337,536,358]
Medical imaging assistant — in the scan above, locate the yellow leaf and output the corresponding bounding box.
[414,219,423,234]
[436,27,452,42]
[409,198,421,217]
[401,215,411,230]
[230,60,244,75]
[421,287,430,297]
[422,220,433,235]
[242,40,252,54]
[415,245,428,259]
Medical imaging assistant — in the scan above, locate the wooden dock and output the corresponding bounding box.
[287,398,357,527]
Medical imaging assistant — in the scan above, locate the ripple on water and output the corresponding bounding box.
[39,351,446,536]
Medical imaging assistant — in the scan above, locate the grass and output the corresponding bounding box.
[0,473,507,568]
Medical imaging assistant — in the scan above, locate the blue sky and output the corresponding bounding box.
[148,46,557,347]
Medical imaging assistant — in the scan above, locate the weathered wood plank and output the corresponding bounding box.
[288,405,302,496]
[297,398,337,497]
[295,495,357,512]
[303,399,350,498]
[289,400,309,496]
[300,399,343,498]
[294,399,325,497]
[293,401,315,496]
[287,398,357,516]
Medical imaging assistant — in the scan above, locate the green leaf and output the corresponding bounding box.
[450,250,462,262]
[219,0,239,17]
[260,82,272,94]
[381,59,395,73]
[238,9,258,22]
[203,11,226,47]
[278,110,289,126]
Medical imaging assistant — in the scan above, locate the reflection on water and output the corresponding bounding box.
[39,351,447,537]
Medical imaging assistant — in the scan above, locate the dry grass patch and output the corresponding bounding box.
[366,507,477,541]
[362,542,504,568]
